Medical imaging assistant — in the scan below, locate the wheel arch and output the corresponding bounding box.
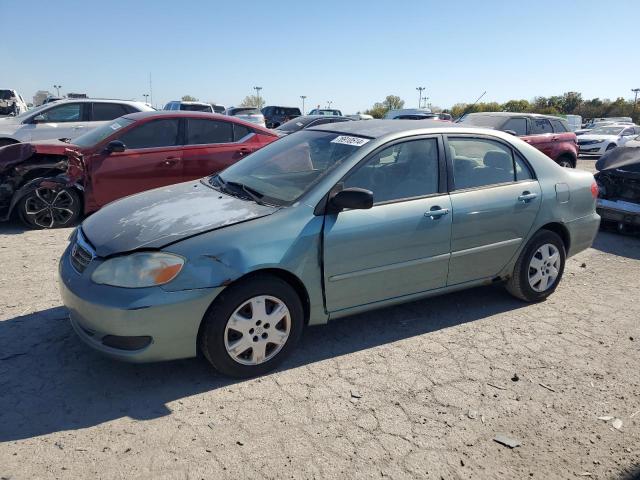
[538,222,570,253]
[196,267,312,350]
[8,179,84,220]
[0,137,19,146]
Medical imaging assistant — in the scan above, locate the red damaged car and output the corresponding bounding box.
[0,111,278,229]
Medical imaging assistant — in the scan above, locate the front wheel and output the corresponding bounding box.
[606,143,616,152]
[18,187,82,229]
[506,230,566,302]
[199,274,304,378]
[557,156,575,168]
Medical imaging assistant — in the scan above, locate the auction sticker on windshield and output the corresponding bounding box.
[109,122,122,130]
[331,135,370,146]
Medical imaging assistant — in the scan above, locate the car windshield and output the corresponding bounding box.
[13,102,52,120]
[590,126,625,135]
[230,108,260,116]
[210,130,369,205]
[72,118,134,147]
[0,90,14,100]
[458,115,504,128]
[181,104,212,112]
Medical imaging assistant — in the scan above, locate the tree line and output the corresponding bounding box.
[362,92,640,122]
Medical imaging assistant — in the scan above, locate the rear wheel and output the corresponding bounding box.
[199,274,304,378]
[506,230,566,302]
[0,139,18,148]
[556,155,575,168]
[18,187,82,229]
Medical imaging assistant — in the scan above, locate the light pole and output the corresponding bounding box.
[53,85,62,97]
[632,88,640,118]
[300,95,307,114]
[143,94,149,103]
[326,100,332,109]
[254,86,262,107]
[416,86,425,109]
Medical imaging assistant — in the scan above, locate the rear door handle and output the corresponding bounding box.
[425,207,450,219]
[164,157,179,166]
[238,147,251,156]
[518,192,538,202]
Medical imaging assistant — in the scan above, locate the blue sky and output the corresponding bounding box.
[3,0,637,113]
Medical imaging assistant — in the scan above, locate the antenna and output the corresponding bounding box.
[456,91,486,122]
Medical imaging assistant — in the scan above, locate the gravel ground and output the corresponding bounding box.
[0,159,638,480]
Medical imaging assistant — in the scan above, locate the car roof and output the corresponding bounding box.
[38,98,150,107]
[309,119,463,138]
[172,101,211,105]
[465,112,566,121]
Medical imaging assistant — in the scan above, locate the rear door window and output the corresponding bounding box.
[186,118,233,144]
[92,103,129,121]
[233,124,253,141]
[118,119,180,149]
[550,119,568,133]
[502,118,528,136]
[448,137,516,190]
[531,118,553,134]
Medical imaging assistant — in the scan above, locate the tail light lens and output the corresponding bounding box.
[591,181,599,198]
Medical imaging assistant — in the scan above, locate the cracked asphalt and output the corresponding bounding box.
[0,159,638,480]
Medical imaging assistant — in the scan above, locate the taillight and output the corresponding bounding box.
[591,181,599,198]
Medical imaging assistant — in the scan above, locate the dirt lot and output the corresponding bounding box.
[0,159,638,480]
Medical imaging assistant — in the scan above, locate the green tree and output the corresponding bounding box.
[240,95,265,109]
[502,99,531,112]
[560,92,582,113]
[383,95,405,111]
[181,95,198,101]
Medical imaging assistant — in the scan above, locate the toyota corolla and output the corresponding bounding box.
[59,120,600,377]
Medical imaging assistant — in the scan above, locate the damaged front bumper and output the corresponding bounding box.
[596,198,640,226]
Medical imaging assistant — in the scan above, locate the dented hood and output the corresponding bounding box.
[82,180,278,257]
[596,146,640,179]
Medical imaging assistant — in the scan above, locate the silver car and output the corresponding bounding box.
[225,107,266,128]
[0,99,154,146]
[59,121,600,377]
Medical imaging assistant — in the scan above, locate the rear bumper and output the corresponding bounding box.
[596,198,640,225]
[565,212,600,257]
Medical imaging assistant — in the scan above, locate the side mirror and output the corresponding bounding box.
[32,114,45,123]
[504,129,518,136]
[105,140,126,153]
[330,187,373,212]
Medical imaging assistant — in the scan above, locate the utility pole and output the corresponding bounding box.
[632,88,640,118]
[416,86,425,109]
[327,100,332,109]
[149,73,153,107]
[300,95,307,114]
[254,86,262,107]
[53,85,62,97]
[143,94,149,104]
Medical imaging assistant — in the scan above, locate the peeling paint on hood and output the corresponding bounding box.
[81,180,278,257]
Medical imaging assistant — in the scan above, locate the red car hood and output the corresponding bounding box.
[30,139,86,155]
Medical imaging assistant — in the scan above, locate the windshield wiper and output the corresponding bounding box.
[225,181,267,205]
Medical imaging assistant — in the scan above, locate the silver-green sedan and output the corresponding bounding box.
[59,120,600,377]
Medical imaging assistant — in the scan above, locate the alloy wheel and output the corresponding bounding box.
[528,243,560,292]
[224,295,291,365]
[23,188,76,228]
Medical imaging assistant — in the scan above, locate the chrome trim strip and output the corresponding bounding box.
[329,253,451,282]
[451,238,522,258]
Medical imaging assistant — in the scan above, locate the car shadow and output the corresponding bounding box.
[0,284,527,442]
[591,230,640,260]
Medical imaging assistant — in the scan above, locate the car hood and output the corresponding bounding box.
[578,134,617,141]
[82,180,278,257]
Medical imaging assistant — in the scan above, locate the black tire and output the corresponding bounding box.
[506,229,566,302]
[17,187,82,229]
[199,274,304,378]
[557,155,575,168]
[606,143,616,151]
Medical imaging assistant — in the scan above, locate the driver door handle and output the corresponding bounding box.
[238,147,251,156]
[425,207,449,219]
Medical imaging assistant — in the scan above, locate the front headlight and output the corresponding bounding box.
[91,252,185,288]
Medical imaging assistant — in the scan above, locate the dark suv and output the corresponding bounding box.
[458,113,578,167]
[261,106,302,128]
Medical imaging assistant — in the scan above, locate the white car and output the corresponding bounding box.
[0,99,154,146]
[577,124,640,156]
[225,107,266,127]
[0,89,28,116]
